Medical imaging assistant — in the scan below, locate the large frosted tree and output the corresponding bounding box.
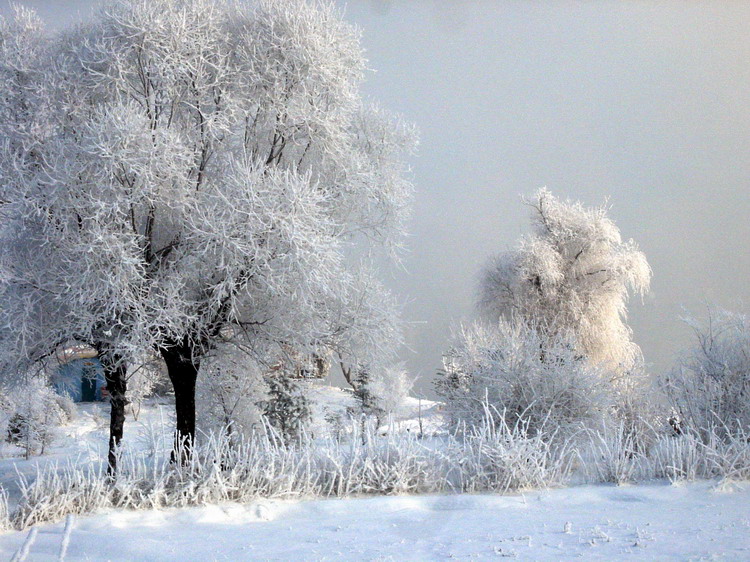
[478,189,651,369]
[0,0,415,457]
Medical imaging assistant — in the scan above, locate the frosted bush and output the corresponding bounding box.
[663,309,750,440]
[648,426,750,483]
[583,422,643,485]
[698,427,750,481]
[53,393,77,423]
[456,410,574,493]
[611,366,665,453]
[649,433,705,483]
[437,319,612,440]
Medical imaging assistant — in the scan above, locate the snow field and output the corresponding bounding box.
[1,482,749,560]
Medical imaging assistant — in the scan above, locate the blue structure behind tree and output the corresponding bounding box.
[52,357,106,402]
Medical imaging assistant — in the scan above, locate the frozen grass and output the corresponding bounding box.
[9,413,573,530]
[649,428,750,483]
[0,488,9,532]
[3,412,750,531]
[580,423,750,485]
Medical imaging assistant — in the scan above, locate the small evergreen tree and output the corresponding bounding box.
[353,367,385,426]
[261,373,312,445]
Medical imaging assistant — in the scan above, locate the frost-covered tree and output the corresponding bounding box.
[478,189,651,369]
[0,0,415,458]
[125,351,169,419]
[663,308,750,440]
[317,267,405,398]
[439,190,651,435]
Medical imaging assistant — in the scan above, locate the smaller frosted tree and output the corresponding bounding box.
[441,190,652,437]
[324,268,404,391]
[124,353,169,419]
[478,189,651,370]
[3,377,69,459]
[196,344,268,444]
[354,364,414,426]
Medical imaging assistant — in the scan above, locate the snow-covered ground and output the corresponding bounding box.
[1,481,749,560]
[0,388,749,560]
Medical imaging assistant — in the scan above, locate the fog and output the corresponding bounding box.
[5,1,750,396]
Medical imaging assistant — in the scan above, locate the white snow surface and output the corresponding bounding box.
[0,482,749,560]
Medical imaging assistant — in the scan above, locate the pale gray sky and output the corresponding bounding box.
[5,1,750,396]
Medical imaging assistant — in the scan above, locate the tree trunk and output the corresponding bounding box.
[104,361,128,477]
[160,340,199,462]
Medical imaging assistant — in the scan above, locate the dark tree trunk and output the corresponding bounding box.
[103,361,128,477]
[160,340,200,462]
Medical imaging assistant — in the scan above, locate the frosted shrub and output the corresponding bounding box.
[54,393,77,423]
[663,309,750,440]
[649,433,705,483]
[196,346,268,444]
[611,366,664,453]
[647,426,750,483]
[698,427,750,481]
[457,410,574,493]
[4,378,67,458]
[365,364,415,420]
[437,320,611,440]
